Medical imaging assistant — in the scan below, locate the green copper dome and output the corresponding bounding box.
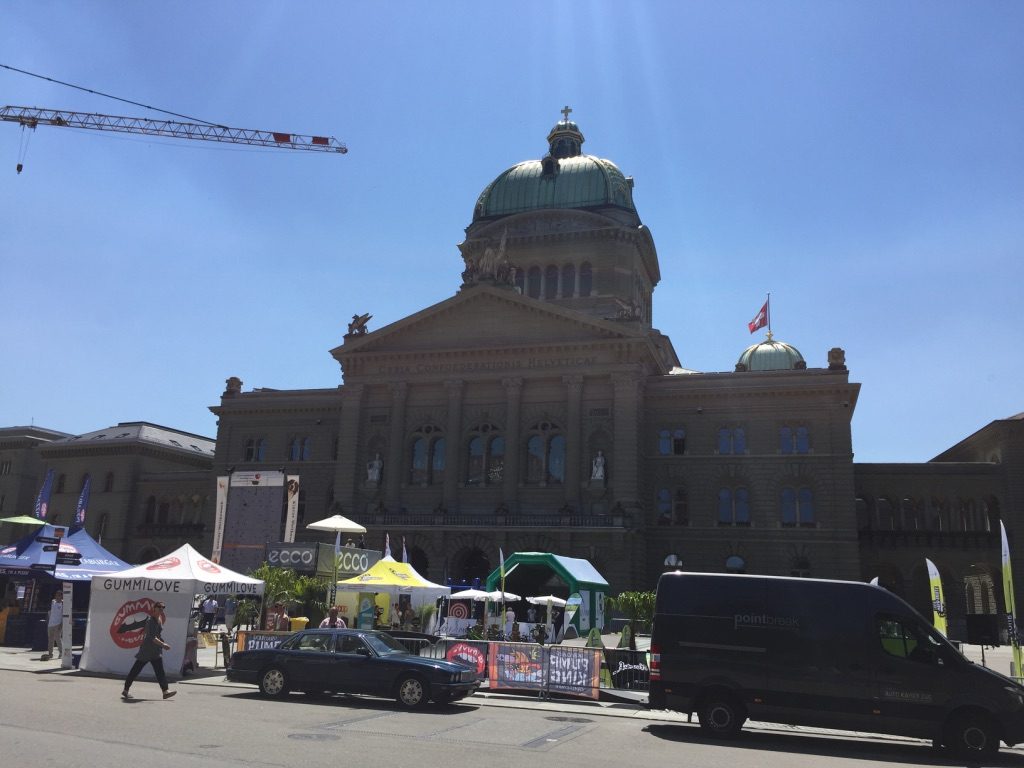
[736,331,806,372]
[473,110,636,221]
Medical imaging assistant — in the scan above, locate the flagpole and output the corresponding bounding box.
[766,292,771,334]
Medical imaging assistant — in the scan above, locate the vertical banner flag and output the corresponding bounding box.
[1001,522,1024,676]
[33,468,55,519]
[747,297,769,334]
[283,475,300,542]
[384,533,392,559]
[211,475,229,563]
[401,536,408,563]
[73,474,91,526]
[925,558,948,637]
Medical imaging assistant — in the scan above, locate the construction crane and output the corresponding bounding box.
[1,105,347,173]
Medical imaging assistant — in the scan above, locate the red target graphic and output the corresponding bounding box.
[448,601,470,619]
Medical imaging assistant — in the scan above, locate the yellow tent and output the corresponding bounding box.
[336,556,450,615]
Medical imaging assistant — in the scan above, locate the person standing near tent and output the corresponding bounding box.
[121,601,176,700]
[199,595,218,632]
[42,589,63,661]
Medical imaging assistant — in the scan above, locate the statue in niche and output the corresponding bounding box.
[591,450,606,482]
[366,453,383,484]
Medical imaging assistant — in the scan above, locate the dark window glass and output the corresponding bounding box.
[718,429,732,455]
[56,474,66,494]
[674,488,689,526]
[718,488,733,524]
[104,472,115,492]
[544,265,559,299]
[780,427,793,454]
[244,439,255,461]
[657,488,672,524]
[795,426,809,454]
[432,438,446,484]
[548,435,566,484]
[526,435,544,484]
[579,262,592,296]
[781,487,796,525]
[527,267,541,298]
[410,438,428,485]
[672,429,686,455]
[488,437,505,485]
[302,437,312,461]
[561,264,575,297]
[799,488,815,525]
[157,501,170,524]
[466,437,484,486]
[515,269,525,294]
[658,429,671,455]
[734,428,746,454]
[735,488,750,524]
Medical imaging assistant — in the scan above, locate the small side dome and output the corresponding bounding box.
[736,331,806,371]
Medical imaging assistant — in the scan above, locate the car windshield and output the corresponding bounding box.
[364,632,409,656]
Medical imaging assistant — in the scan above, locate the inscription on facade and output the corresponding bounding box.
[374,356,597,376]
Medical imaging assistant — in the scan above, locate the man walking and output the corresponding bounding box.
[121,601,176,700]
[43,589,63,661]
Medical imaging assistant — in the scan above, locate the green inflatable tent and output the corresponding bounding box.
[485,552,609,633]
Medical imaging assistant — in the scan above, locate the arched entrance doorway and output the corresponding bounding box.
[450,547,491,588]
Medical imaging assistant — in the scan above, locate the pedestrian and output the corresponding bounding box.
[121,601,176,700]
[43,589,63,661]
[274,602,291,631]
[319,605,347,628]
[200,595,218,632]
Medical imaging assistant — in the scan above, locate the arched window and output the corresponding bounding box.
[104,472,115,493]
[718,428,745,455]
[256,438,266,462]
[579,262,592,297]
[527,266,541,298]
[544,265,559,299]
[718,488,750,525]
[465,424,502,486]
[781,488,796,526]
[780,426,793,454]
[784,487,815,526]
[855,497,871,529]
[244,437,267,462]
[795,427,810,454]
[145,496,156,524]
[56,474,66,494]
[876,497,895,530]
[302,437,312,461]
[658,428,685,455]
[524,421,565,486]
[901,497,919,530]
[657,488,672,525]
[410,438,428,485]
[289,438,301,461]
[674,488,689,526]
[432,437,446,484]
[561,264,576,297]
[798,488,815,525]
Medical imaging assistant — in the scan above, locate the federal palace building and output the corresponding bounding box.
[2,114,1020,641]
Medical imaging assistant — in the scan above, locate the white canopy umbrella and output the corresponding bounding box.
[526,595,566,641]
[449,588,492,600]
[482,590,521,602]
[306,514,368,604]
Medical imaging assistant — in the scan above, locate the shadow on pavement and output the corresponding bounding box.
[644,723,1024,766]
[221,688,482,715]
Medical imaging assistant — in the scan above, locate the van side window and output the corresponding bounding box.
[877,615,941,664]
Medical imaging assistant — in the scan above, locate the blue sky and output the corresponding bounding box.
[1,2,1021,463]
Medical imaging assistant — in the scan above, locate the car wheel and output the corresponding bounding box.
[946,711,999,759]
[258,667,289,698]
[698,693,746,738]
[395,674,429,709]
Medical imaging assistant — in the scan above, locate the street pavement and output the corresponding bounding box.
[3,635,1022,757]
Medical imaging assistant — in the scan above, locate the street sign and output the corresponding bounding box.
[42,544,59,552]
[30,563,56,571]
[35,535,60,545]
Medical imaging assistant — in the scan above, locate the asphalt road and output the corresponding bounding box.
[3,668,1023,768]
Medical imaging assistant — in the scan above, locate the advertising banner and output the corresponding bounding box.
[283,475,300,542]
[235,631,288,652]
[1001,522,1024,676]
[603,649,650,690]
[925,558,948,637]
[211,476,228,563]
[80,586,192,678]
[222,471,287,573]
[445,640,489,680]
[486,642,601,700]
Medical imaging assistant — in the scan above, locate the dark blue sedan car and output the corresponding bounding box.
[226,628,479,708]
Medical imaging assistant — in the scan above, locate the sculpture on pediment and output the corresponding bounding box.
[461,228,519,289]
[347,313,372,336]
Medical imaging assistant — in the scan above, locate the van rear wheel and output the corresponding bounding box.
[698,693,746,738]
[946,711,999,759]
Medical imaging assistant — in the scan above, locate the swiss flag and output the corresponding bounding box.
[747,301,768,334]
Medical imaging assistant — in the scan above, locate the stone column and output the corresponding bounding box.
[612,373,642,509]
[443,380,464,512]
[334,383,364,513]
[563,375,583,507]
[385,382,408,510]
[502,377,523,509]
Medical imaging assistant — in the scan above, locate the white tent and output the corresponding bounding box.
[80,544,264,678]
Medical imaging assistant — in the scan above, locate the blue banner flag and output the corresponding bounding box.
[74,474,91,526]
[33,469,55,520]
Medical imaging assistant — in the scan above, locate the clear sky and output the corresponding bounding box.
[2,2,1021,463]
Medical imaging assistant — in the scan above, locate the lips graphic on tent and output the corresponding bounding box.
[146,556,181,570]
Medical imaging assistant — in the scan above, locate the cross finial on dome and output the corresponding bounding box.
[561,105,573,122]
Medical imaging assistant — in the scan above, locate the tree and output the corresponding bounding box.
[607,591,655,650]
[248,562,298,628]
